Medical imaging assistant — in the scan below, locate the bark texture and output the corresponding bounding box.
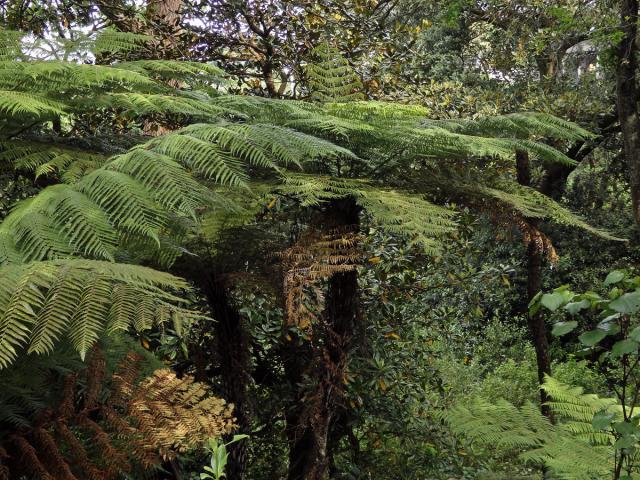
[200,272,252,480]
[286,197,361,480]
[616,0,640,225]
[516,150,553,420]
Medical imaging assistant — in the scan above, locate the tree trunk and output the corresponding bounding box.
[525,235,553,419]
[146,0,182,27]
[616,0,640,225]
[286,197,360,480]
[516,150,553,420]
[200,271,251,480]
[283,336,313,480]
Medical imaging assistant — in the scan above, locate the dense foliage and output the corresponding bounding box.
[0,1,639,479]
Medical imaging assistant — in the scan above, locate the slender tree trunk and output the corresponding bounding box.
[516,150,553,420]
[616,0,640,225]
[286,197,360,480]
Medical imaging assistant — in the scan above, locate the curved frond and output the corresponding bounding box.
[0,260,194,367]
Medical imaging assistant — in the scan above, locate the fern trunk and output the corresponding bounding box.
[517,150,553,420]
[525,237,553,420]
[287,196,361,480]
[200,272,252,480]
[616,0,640,225]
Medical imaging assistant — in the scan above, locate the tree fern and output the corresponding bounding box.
[0,122,354,267]
[0,30,619,369]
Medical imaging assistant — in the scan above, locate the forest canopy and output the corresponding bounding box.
[0,1,639,479]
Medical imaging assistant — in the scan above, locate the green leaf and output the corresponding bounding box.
[630,326,640,343]
[540,292,567,311]
[604,270,626,286]
[564,299,590,315]
[597,317,621,335]
[614,421,638,436]
[230,434,250,443]
[592,411,615,430]
[528,291,543,316]
[614,435,636,449]
[579,329,608,347]
[611,339,639,358]
[609,290,640,314]
[551,321,578,337]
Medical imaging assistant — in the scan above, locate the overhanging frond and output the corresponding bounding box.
[0,260,196,367]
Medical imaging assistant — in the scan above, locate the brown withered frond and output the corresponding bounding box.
[113,368,236,461]
[483,202,559,264]
[277,228,361,330]
[0,349,235,480]
[514,216,559,264]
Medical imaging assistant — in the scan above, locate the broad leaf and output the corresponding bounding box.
[630,326,640,342]
[614,435,636,449]
[609,290,640,314]
[552,321,578,337]
[611,339,639,358]
[564,299,590,315]
[541,291,567,312]
[592,411,615,431]
[579,329,608,347]
[604,270,626,286]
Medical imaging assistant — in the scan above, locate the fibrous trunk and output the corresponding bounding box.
[286,197,360,480]
[200,271,252,480]
[616,0,640,225]
[516,150,553,419]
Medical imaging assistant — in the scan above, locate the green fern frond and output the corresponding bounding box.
[184,122,355,169]
[147,131,249,187]
[0,90,64,117]
[443,377,619,479]
[474,180,622,240]
[103,92,232,119]
[0,184,117,261]
[108,148,211,216]
[1,142,108,180]
[0,29,23,60]
[277,173,367,206]
[116,60,226,83]
[0,61,153,92]
[358,189,457,254]
[91,28,152,54]
[208,95,376,139]
[0,260,193,366]
[542,376,618,423]
[77,169,165,244]
[277,174,457,253]
[305,42,364,103]
[424,112,594,142]
[325,100,429,126]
